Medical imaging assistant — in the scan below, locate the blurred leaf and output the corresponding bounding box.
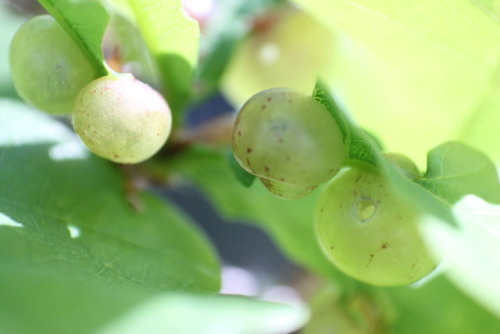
[0,252,306,334]
[303,284,393,334]
[125,0,199,116]
[0,264,148,334]
[96,293,309,334]
[161,146,349,283]
[421,196,500,318]
[220,4,337,107]
[459,77,500,161]
[305,275,500,334]
[0,99,73,145]
[388,276,500,333]
[38,0,109,76]
[314,0,500,59]
[293,0,500,166]
[420,142,500,204]
[0,4,25,98]
[196,0,283,96]
[0,99,220,295]
[470,0,500,22]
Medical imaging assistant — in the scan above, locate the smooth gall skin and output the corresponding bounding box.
[73,75,172,164]
[232,87,345,199]
[315,166,437,286]
[9,15,97,114]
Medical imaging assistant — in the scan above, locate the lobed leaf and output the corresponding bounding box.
[0,98,220,296]
[420,141,500,204]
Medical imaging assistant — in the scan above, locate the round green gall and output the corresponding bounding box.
[9,15,97,114]
[232,87,345,199]
[315,166,437,286]
[72,75,172,164]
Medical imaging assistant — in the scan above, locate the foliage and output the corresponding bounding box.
[0,0,499,333]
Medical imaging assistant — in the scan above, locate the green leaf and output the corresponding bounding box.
[420,141,500,204]
[388,276,500,333]
[312,81,351,143]
[0,98,307,334]
[125,0,200,116]
[470,0,500,22]
[0,264,149,334]
[293,0,500,166]
[347,130,382,166]
[96,293,309,334]
[313,81,384,163]
[0,99,220,294]
[421,196,500,318]
[38,0,109,76]
[0,262,307,334]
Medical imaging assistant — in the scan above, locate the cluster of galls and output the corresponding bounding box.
[232,88,438,287]
[10,14,439,287]
[10,15,171,164]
